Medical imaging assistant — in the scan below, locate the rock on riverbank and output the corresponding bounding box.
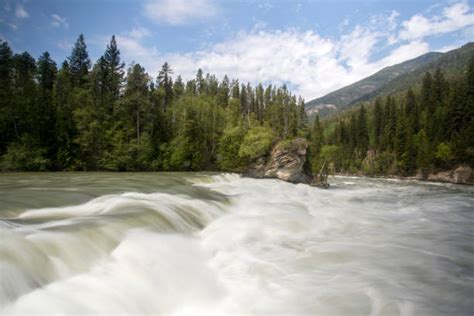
[244,138,312,184]
[422,165,473,184]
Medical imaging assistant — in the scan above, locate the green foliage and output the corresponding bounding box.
[312,63,473,177]
[68,34,90,87]
[1,136,49,171]
[1,36,471,178]
[217,125,246,171]
[238,126,276,160]
[100,128,135,171]
[435,142,454,167]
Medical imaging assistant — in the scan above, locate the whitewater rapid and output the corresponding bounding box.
[0,173,473,315]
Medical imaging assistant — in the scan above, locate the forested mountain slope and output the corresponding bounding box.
[307,42,474,118]
[306,58,474,179]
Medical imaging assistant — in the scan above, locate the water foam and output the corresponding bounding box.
[1,174,473,315]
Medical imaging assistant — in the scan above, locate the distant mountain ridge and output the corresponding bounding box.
[307,42,474,117]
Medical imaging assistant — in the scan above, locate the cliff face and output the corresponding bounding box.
[244,138,312,184]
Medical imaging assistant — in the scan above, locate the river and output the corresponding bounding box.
[0,172,473,315]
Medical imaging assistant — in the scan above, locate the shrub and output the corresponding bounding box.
[238,126,276,160]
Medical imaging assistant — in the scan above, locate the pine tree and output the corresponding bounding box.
[356,104,369,153]
[37,52,57,95]
[217,75,230,108]
[124,63,150,158]
[68,34,91,87]
[382,96,396,151]
[103,35,124,100]
[231,79,240,99]
[12,52,37,138]
[394,107,406,161]
[36,52,58,155]
[420,72,435,113]
[466,57,474,122]
[298,97,308,131]
[404,88,418,133]
[54,61,75,169]
[373,97,383,150]
[173,75,185,98]
[433,68,448,106]
[196,68,204,94]
[310,115,324,172]
[157,62,173,112]
[349,113,357,151]
[417,129,431,175]
[0,40,14,153]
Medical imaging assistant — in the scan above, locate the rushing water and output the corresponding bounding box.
[0,172,473,315]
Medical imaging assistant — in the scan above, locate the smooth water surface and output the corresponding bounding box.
[1,172,473,315]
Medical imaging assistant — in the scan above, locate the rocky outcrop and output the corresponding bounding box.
[244,138,312,184]
[422,165,474,184]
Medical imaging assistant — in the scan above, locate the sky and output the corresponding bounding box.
[1,0,474,100]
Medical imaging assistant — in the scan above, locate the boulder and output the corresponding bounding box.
[244,138,311,184]
[452,165,473,184]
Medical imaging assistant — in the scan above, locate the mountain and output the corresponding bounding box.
[307,42,474,118]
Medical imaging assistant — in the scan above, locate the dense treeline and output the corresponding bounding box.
[0,35,308,171]
[1,34,472,177]
[309,60,474,176]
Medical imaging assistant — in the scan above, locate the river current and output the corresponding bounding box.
[0,172,473,315]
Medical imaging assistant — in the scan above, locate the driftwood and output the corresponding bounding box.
[312,160,330,188]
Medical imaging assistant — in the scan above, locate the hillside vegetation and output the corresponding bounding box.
[307,42,474,118]
[307,60,474,177]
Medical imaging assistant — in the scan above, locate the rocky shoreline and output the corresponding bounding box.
[242,137,473,186]
[336,165,474,185]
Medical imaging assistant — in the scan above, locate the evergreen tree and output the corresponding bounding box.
[0,41,14,153]
[417,129,431,174]
[54,61,75,169]
[68,34,91,87]
[36,52,58,156]
[196,68,204,94]
[404,88,418,133]
[356,104,369,153]
[217,75,230,108]
[173,75,185,98]
[382,96,396,151]
[157,62,173,112]
[309,115,324,173]
[12,52,37,138]
[373,97,383,150]
[103,35,124,100]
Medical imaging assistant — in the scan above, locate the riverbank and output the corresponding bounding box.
[335,165,473,185]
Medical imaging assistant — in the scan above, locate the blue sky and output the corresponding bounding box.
[1,0,473,100]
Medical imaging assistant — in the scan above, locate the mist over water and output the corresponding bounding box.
[1,173,473,315]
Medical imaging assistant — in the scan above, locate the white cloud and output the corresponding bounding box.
[15,4,28,19]
[399,1,474,40]
[375,41,430,67]
[111,2,471,100]
[57,40,72,51]
[51,14,68,28]
[115,27,428,100]
[128,26,151,39]
[144,0,218,25]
